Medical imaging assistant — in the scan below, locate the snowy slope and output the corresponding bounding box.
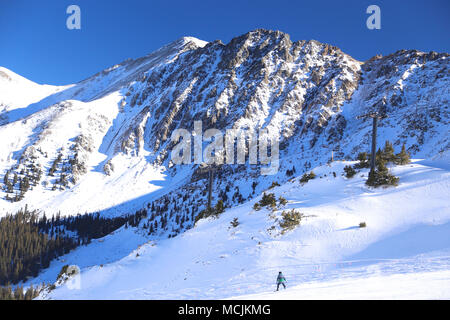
[0,67,69,110]
[33,159,450,299]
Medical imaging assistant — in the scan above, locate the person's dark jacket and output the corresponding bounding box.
[276,273,286,284]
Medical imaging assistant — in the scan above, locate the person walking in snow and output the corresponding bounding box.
[276,271,287,291]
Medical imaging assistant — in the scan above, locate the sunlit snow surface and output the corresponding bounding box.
[33,160,450,299]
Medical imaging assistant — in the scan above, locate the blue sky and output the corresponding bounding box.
[0,0,449,85]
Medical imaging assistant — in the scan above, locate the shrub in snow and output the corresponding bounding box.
[278,196,287,206]
[269,181,280,189]
[194,208,213,224]
[230,217,239,228]
[56,265,70,281]
[279,209,303,234]
[103,159,114,176]
[300,171,316,183]
[194,200,225,224]
[354,152,370,169]
[253,193,278,211]
[259,192,277,209]
[73,134,94,153]
[344,165,357,178]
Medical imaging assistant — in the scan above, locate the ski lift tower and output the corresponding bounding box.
[199,162,215,211]
[356,111,388,174]
[207,166,214,210]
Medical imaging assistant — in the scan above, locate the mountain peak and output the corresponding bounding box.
[178,36,208,48]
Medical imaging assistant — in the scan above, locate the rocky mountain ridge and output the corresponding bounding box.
[0,29,448,238]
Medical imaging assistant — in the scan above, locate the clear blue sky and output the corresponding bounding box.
[1,0,448,85]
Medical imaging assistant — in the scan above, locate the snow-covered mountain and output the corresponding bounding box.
[0,29,449,298]
[0,30,448,223]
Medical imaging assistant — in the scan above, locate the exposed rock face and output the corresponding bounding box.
[108,30,448,170]
[104,30,363,170]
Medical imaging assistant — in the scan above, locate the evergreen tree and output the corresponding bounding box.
[395,144,411,165]
[230,217,240,228]
[214,200,224,214]
[366,158,399,187]
[13,285,24,300]
[355,152,370,169]
[3,171,9,187]
[382,140,396,163]
[0,206,132,285]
